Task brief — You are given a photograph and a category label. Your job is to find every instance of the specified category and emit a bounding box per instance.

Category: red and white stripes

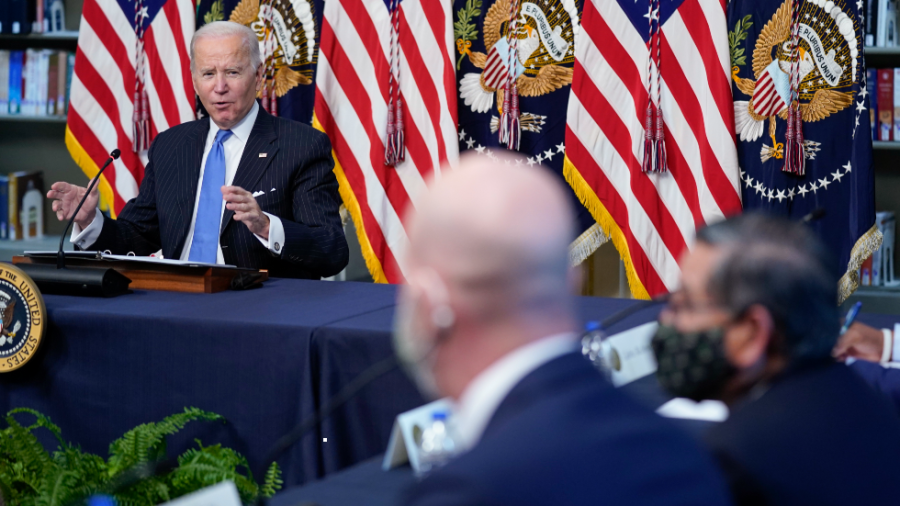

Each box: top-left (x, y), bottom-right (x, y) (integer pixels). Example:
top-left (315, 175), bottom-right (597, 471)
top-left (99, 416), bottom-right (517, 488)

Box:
top-left (565, 0), bottom-right (742, 297)
top-left (315, 0), bottom-right (458, 284)
top-left (67, 0), bottom-right (195, 215)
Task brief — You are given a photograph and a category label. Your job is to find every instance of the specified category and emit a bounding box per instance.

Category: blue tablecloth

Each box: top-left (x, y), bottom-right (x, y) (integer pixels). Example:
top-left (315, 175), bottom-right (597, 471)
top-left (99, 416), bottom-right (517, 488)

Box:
top-left (2, 275), bottom-right (897, 490)
top-left (0, 279), bottom-right (398, 486)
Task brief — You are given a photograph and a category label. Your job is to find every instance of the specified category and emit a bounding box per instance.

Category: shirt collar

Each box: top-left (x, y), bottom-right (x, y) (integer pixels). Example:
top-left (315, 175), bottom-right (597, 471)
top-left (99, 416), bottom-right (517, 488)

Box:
top-left (453, 333), bottom-right (578, 451)
top-left (208, 100), bottom-right (259, 143)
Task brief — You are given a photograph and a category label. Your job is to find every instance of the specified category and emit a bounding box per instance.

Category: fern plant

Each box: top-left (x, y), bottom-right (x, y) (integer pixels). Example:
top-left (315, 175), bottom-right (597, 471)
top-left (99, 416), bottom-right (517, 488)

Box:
top-left (0, 408), bottom-right (282, 506)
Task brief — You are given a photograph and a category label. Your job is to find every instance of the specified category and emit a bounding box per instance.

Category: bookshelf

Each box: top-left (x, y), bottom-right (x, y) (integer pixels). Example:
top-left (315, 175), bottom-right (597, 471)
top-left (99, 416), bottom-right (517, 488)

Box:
top-left (0, 1), bottom-right (83, 238)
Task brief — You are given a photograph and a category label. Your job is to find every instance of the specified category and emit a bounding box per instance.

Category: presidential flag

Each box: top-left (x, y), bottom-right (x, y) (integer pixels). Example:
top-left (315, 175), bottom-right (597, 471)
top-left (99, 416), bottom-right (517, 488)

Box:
top-left (196, 0), bottom-right (322, 124)
top-left (564, 0), bottom-right (742, 298)
top-left (729, 0), bottom-right (878, 301)
top-left (314, 0), bottom-right (459, 283)
top-left (453, 0), bottom-right (607, 265)
top-left (66, 0), bottom-right (196, 216)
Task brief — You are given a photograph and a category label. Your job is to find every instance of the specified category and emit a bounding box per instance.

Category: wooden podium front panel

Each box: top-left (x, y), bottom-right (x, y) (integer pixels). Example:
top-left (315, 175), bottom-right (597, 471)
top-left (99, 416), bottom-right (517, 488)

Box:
top-left (11, 256), bottom-right (266, 293)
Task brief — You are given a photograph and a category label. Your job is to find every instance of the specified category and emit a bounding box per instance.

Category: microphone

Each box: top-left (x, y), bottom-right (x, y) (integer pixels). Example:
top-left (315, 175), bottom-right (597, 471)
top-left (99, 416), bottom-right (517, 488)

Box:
top-left (58, 149), bottom-right (120, 269)
top-left (18, 148), bottom-right (131, 297)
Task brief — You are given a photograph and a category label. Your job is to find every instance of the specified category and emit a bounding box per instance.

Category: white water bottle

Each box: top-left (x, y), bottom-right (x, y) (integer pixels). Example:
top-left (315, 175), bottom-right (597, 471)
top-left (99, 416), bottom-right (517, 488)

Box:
top-left (417, 411), bottom-right (456, 476)
top-left (581, 320), bottom-right (615, 380)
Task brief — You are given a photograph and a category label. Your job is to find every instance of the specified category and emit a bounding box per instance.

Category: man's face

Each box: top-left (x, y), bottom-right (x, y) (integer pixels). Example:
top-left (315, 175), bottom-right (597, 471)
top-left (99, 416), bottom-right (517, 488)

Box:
top-left (661, 243), bottom-right (731, 333)
top-left (661, 243), bottom-right (771, 384)
top-left (393, 280), bottom-right (442, 399)
top-left (191, 35), bottom-right (262, 130)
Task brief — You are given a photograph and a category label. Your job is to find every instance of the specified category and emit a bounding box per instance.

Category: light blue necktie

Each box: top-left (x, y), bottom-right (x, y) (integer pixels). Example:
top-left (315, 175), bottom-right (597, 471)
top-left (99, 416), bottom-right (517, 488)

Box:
top-left (189, 129), bottom-right (233, 263)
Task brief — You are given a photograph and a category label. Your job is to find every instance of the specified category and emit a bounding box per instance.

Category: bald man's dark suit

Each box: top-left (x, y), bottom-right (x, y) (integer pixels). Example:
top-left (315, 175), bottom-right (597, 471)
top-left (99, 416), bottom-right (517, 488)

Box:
top-left (89, 107), bottom-right (349, 279)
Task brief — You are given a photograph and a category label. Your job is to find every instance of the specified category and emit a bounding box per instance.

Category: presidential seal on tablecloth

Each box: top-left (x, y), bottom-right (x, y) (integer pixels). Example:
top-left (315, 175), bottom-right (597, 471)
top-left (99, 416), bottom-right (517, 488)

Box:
top-left (0, 263), bottom-right (45, 372)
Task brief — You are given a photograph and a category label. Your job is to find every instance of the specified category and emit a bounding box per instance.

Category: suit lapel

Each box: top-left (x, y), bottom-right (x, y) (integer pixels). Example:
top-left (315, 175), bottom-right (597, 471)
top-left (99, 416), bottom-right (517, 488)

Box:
top-left (221, 109), bottom-right (279, 235)
top-left (173, 119), bottom-right (209, 256)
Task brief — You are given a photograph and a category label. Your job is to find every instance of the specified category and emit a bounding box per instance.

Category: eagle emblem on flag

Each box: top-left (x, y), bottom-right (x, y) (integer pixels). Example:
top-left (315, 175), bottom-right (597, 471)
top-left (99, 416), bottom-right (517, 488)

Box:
top-left (456, 0), bottom-right (580, 133)
top-left (229, 0), bottom-right (317, 98)
top-left (732, 0), bottom-right (857, 163)
top-left (730, 0), bottom-right (879, 302)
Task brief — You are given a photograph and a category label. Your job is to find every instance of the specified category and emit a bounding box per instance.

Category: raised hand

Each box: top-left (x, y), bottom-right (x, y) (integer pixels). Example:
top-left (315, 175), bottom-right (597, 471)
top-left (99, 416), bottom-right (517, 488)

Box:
top-left (47, 182), bottom-right (99, 230)
top-left (222, 186), bottom-right (270, 239)
top-left (833, 322), bottom-right (887, 363)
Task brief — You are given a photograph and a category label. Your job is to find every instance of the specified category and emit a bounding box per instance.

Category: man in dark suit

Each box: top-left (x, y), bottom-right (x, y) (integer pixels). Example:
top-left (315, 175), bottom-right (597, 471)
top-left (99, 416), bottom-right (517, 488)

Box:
top-left (653, 214), bottom-right (900, 505)
top-left (393, 153), bottom-right (731, 506)
top-left (48, 21), bottom-right (348, 279)
top-left (833, 321), bottom-right (900, 410)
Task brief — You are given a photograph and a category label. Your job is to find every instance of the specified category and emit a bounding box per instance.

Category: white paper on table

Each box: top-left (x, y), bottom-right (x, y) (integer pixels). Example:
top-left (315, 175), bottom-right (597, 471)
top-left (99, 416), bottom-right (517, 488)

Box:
top-left (656, 398), bottom-right (729, 422)
top-left (158, 481), bottom-right (242, 506)
top-left (25, 250), bottom-right (237, 269)
top-left (604, 321), bottom-right (659, 387)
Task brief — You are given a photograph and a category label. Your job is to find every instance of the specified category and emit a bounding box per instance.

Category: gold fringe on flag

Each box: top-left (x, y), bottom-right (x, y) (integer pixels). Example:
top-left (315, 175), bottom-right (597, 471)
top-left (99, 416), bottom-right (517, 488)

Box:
top-left (564, 155), bottom-right (651, 300)
top-left (569, 223), bottom-right (608, 267)
top-left (838, 225), bottom-right (883, 304)
top-left (312, 114), bottom-right (389, 284)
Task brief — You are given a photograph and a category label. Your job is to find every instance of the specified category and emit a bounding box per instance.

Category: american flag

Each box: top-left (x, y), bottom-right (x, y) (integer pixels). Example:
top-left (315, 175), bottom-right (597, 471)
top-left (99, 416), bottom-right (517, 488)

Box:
top-left (314, 0), bottom-right (458, 283)
top-left (66, 0), bottom-right (196, 216)
top-left (564, 0), bottom-right (742, 298)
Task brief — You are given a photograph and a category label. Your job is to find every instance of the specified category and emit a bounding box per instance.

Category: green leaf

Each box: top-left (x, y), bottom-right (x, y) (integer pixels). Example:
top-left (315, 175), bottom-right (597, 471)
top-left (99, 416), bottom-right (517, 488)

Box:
top-left (729, 14), bottom-right (754, 70)
top-left (107, 407), bottom-right (223, 477)
top-left (261, 462), bottom-right (283, 498)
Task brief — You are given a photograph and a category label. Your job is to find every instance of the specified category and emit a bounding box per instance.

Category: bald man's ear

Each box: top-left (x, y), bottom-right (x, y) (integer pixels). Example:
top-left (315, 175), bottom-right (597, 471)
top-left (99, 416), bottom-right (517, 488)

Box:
top-left (725, 304), bottom-right (774, 370)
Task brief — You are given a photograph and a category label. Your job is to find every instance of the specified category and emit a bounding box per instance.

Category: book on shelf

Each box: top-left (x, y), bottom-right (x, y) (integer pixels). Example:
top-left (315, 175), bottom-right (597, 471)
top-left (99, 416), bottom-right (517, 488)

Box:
top-left (8, 171), bottom-right (44, 241)
top-left (0, 1), bottom-right (66, 35)
top-left (869, 68), bottom-right (879, 140)
top-left (894, 68), bottom-right (900, 140)
top-left (868, 0), bottom-right (880, 46)
top-left (870, 211), bottom-right (897, 286)
top-left (878, 68), bottom-right (894, 140)
top-left (6, 0), bottom-right (35, 35)
top-left (0, 51), bottom-right (8, 115)
top-left (0, 177), bottom-right (9, 241)
top-left (1, 47), bottom-right (72, 117)
top-left (8, 51), bottom-right (23, 115)
top-left (864, 0), bottom-right (900, 47)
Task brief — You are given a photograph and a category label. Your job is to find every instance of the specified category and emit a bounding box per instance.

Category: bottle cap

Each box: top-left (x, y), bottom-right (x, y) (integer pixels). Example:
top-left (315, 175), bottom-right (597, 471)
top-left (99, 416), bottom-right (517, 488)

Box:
top-left (432, 411), bottom-right (448, 421)
top-left (87, 495), bottom-right (117, 506)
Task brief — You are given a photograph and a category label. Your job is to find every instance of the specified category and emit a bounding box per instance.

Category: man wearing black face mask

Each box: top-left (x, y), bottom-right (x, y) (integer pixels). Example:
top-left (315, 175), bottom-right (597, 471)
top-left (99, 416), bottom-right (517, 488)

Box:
top-left (652, 214), bottom-right (900, 506)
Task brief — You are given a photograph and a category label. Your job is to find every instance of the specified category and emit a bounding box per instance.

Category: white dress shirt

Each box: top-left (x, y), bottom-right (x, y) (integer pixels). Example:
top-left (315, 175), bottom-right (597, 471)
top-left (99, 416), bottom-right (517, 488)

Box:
top-left (72, 101), bottom-right (285, 263)
top-left (879, 323), bottom-right (900, 368)
top-left (453, 333), bottom-right (578, 451)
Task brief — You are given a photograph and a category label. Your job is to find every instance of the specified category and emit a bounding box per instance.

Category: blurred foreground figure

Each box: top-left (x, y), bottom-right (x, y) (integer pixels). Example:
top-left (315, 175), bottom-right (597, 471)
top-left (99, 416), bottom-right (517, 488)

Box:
top-left (395, 153), bottom-right (731, 506)
top-left (654, 214), bottom-right (900, 506)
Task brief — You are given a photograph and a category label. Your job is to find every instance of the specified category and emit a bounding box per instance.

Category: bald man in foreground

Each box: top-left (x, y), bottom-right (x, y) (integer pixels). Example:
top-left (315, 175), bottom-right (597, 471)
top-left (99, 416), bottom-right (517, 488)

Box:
top-left (394, 154), bottom-right (731, 506)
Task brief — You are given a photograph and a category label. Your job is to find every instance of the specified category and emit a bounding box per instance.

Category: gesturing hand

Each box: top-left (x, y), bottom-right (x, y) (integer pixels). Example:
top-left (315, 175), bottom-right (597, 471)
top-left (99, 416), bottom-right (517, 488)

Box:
top-left (47, 182), bottom-right (99, 230)
top-left (833, 322), bottom-right (886, 363)
top-left (223, 186), bottom-right (270, 239)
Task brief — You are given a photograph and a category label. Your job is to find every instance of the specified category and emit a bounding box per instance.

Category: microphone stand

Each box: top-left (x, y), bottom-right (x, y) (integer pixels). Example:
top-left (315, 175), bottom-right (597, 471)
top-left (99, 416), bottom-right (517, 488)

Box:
top-left (17, 149), bottom-right (132, 297)
top-left (58, 149), bottom-right (120, 268)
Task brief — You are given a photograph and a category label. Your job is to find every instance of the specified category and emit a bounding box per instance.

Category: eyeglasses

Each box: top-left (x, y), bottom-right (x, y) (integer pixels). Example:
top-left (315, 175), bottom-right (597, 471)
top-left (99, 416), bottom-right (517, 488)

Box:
top-left (664, 289), bottom-right (725, 317)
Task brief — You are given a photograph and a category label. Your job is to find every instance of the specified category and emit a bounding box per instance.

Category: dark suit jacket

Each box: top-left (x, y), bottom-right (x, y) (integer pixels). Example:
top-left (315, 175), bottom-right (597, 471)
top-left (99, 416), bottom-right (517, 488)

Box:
top-left (90, 107), bottom-right (349, 279)
top-left (403, 353), bottom-right (732, 506)
top-left (706, 362), bottom-right (900, 506)
top-left (849, 360), bottom-right (900, 412)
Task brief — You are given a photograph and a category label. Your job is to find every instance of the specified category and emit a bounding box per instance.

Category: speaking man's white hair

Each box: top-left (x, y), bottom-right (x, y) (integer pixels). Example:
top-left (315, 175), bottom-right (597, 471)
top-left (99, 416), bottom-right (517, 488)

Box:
top-left (190, 21), bottom-right (261, 72)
